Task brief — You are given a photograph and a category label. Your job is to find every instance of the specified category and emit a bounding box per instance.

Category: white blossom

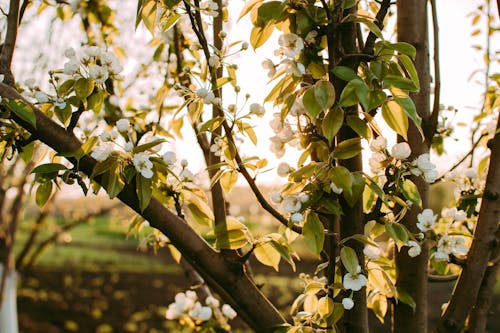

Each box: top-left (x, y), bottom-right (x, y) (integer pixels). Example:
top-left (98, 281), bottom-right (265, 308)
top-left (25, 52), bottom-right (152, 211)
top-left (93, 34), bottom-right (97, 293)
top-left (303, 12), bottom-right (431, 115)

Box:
top-left (453, 210), bottom-right (467, 222)
top-left (89, 65), bottom-right (109, 84)
top-left (100, 130), bottom-right (119, 142)
top-left (54, 98), bottom-right (67, 109)
top-left (424, 169), bottom-right (439, 183)
top-left (181, 159), bottom-right (189, 167)
top-left (91, 142), bottom-right (114, 161)
top-left (299, 193), bottom-right (309, 203)
top-left (35, 92), bottom-right (49, 104)
top-left (124, 142), bottom-right (134, 152)
top-left (432, 250), bottom-right (449, 262)
top-left (163, 151), bottom-right (177, 166)
top-left (205, 296), bottom-right (220, 308)
top-left (249, 103), bottom-right (265, 117)
top-left (63, 61), bottom-right (79, 75)
top-left (369, 152), bottom-right (386, 174)
top-left (64, 48), bottom-right (76, 58)
top-left (416, 153), bottom-right (435, 172)
top-left (370, 136), bottom-right (387, 152)
top-left (210, 137), bottom-right (225, 157)
top-left (262, 59), bottom-right (276, 78)
top-left (330, 182), bottom-right (343, 194)
top-left (277, 33), bottom-right (304, 58)
top-left (390, 142), bottom-right (411, 160)
top-left (116, 119), bottom-right (130, 132)
top-left (452, 237), bottom-right (468, 256)
top-left (290, 212), bottom-right (303, 224)
top-left (277, 162), bottom-right (291, 177)
top-left (270, 192), bottom-right (282, 204)
top-left (416, 209), bottom-right (437, 232)
top-left (342, 298), bottom-right (354, 310)
top-left (343, 266), bottom-right (367, 291)
top-left (133, 152), bottom-right (154, 179)
top-left (465, 168), bottom-right (477, 179)
top-left (363, 244), bottom-right (382, 260)
top-left (407, 241), bottom-right (421, 257)
top-left (189, 302), bottom-right (212, 321)
top-left (282, 196), bottom-right (301, 213)
top-left (437, 235), bottom-right (454, 254)
top-left (221, 304), bottom-right (237, 320)
top-left (208, 54), bottom-right (220, 68)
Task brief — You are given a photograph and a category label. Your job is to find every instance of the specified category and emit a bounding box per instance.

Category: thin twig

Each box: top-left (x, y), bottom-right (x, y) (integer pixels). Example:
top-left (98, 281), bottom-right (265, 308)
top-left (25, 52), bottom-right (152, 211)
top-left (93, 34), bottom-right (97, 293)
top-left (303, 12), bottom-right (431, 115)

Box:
top-left (362, 0), bottom-right (392, 55)
top-left (435, 133), bottom-right (487, 183)
top-left (426, 0), bottom-right (441, 144)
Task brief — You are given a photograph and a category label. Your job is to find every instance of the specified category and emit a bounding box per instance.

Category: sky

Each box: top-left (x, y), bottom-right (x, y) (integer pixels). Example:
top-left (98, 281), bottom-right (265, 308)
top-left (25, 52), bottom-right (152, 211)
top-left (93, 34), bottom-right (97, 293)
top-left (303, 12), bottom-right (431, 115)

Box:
top-left (6, 0), bottom-right (499, 185)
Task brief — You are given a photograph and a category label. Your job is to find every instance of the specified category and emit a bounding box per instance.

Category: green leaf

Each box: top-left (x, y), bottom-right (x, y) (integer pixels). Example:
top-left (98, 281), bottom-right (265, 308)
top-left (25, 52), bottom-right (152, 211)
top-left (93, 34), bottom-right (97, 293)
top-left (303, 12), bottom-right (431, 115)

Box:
top-left (136, 173), bottom-right (152, 212)
top-left (87, 91), bottom-right (104, 113)
top-left (394, 94), bottom-right (422, 127)
top-left (303, 86), bottom-right (322, 121)
top-left (36, 182), bottom-right (53, 207)
top-left (303, 213), bottom-right (325, 256)
top-left (55, 103), bottom-right (72, 127)
top-left (238, 0), bottom-right (263, 21)
top-left (364, 90), bottom-right (387, 111)
top-left (141, 0), bottom-right (157, 35)
top-left (329, 166), bottom-right (352, 195)
top-left (317, 296), bottom-right (334, 318)
top-left (382, 100), bottom-right (408, 140)
top-left (160, 12), bottom-right (181, 31)
top-left (74, 78), bottom-right (95, 99)
top-left (314, 80), bottom-right (336, 110)
top-left (58, 79), bottom-right (75, 96)
top-left (32, 163), bottom-right (67, 174)
top-left (333, 138), bottom-right (361, 159)
top-left (345, 15), bottom-right (383, 39)
top-left (400, 179), bottom-right (422, 207)
top-left (346, 116), bottom-right (371, 139)
top-left (338, 79), bottom-right (361, 107)
top-left (106, 164), bottom-right (125, 199)
top-left (220, 170), bottom-right (238, 194)
top-left (340, 246), bottom-right (359, 274)
top-left (385, 42), bottom-right (416, 59)
top-left (383, 75), bottom-right (418, 92)
top-left (332, 66), bottom-right (358, 81)
top-left (343, 173), bottom-right (365, 207)
top-left (255, 1), bottom-right (283, 27)
top-left (91, 155), bottom-right (117, 178)
top-left (254, 241), bottom-right (281, 271)
top-left (214, 217), bottom-right (249, 250)
top-left (386, 223), bottom-right (409, 244)
top-left (396, 287), bottom-right (416, 310)
top-left (132, 139), bottom-right (166, 153)
top-left (6, 100), bottom-right (36, 128)
top-left (399, 54), bottom-right (420, 89)
top-left (322, 108), bottom-right (344, 144)
top-left (250, 24), bottom-right (274, 49)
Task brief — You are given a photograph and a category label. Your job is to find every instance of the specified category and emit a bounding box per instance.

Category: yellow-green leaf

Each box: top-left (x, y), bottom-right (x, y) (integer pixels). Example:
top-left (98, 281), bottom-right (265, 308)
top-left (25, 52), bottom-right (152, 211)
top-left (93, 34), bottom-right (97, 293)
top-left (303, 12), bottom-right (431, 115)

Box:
top-left (317, 296), bottom-right (334, 317)
top-left (382, 100), bottom-right (408, 140)
top-left (322, 108), bottom-right (344, 144)
top-left (254, 241), bottom-right (281, 271)
top-left (333, 138), bottom-right (361, 159)
top-left (303, 213), bottom-right (325, 256)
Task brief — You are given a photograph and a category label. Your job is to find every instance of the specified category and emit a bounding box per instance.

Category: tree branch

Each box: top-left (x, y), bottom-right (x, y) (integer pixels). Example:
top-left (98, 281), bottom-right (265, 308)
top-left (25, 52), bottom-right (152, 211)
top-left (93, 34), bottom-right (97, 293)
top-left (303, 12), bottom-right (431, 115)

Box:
top-left (0, 0), bottom-right (20, 84)
top-left (0, 82), bottom-right (286, 332)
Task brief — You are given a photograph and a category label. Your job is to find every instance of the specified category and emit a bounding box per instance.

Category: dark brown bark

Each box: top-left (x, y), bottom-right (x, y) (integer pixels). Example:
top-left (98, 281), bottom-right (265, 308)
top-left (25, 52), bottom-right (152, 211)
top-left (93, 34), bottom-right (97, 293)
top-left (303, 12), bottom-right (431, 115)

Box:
top-left (394, 1), bottom-right (431, 332)
top-left (467, 258), bottom-right (500, 332)
top-left (0, 82), bottom-right (286, 333)
top-left (436, 115), bottom-right (500, 332)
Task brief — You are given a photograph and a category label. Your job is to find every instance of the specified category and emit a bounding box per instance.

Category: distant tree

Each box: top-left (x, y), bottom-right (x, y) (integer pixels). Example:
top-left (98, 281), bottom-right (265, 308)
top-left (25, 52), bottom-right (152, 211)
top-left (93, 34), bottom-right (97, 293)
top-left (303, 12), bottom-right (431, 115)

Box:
top-left (0, 1), bottom-right (499, 333)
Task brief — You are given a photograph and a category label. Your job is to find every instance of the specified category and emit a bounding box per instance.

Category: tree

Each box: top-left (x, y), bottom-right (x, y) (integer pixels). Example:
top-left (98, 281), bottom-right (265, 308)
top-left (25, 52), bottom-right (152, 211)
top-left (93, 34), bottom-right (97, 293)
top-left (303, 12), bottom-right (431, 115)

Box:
top-left (0, 0), bottom-right (499, 332)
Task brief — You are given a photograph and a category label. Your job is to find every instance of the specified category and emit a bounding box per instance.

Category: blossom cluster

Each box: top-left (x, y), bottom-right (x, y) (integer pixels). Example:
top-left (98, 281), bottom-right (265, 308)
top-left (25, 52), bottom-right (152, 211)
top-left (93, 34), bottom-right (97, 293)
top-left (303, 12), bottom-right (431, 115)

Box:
top-left (165, 290), bottom-right (237, 328)
top-left (369, 136), bottom-right (439, 183)
top-left (88, 117), bottom-right (196, 184)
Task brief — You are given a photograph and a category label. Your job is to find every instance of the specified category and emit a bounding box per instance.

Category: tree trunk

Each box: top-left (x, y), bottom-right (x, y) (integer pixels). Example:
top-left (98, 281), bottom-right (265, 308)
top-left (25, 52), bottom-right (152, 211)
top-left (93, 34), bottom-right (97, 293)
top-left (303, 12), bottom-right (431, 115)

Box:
top-left (394, 1), bottom-right (431, 332)
top-left (436, 114), bottom-right (500, 332)
top-left (0, 265), bottom-right (19, 333)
